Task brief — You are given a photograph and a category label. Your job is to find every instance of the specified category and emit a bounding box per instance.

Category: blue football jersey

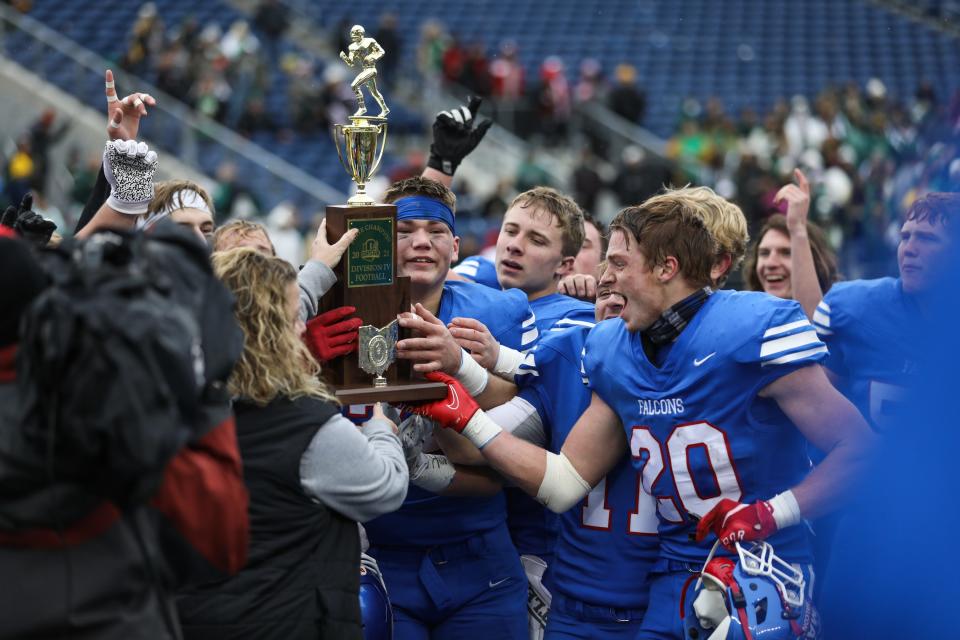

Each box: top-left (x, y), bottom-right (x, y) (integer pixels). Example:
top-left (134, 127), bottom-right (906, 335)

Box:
top-left (583, 290), bottom-right (826, 565)
top-left (364, 280), bottom-right (537, 546)
top-left (529, 293), bottom-right (596, 337)
top-left (505, 292), bottom-right (595, 558)
top-left (518, 325), bottom-right (658, 610)
top-left (453, 255), bottom-right (501, 289)
top-left (813, 278), bottom-right (917, 431)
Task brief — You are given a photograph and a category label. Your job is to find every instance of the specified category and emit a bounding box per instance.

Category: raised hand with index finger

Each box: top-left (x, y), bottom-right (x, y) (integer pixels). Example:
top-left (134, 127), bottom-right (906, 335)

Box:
top-left (104, 69), bottom-right (156, 141)
top-left (775, 168), bottom-right (812, 234)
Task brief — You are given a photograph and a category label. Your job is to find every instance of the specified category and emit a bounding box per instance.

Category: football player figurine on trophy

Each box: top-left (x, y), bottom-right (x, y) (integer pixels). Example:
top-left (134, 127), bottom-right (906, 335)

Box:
top-left (333, 25), bottom-right (390, 207)
top-left (339, 25), bottom-right (390, 118)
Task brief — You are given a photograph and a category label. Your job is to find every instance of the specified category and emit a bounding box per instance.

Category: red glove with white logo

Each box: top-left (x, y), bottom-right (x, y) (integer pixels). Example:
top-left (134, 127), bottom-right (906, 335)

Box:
top-left (304, 306), bottom-right (363, 363)
top-left (405, 372), bottom-right (480, 431)
top-left (404, 372), bottom-right (503, 448)
top-left (695, 499), bottom-right (778, 551)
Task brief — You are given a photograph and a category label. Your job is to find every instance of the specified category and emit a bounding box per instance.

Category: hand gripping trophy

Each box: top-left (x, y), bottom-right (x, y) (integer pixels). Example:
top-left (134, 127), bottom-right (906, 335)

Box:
top-left (339, 25), bottom-right (390, 118)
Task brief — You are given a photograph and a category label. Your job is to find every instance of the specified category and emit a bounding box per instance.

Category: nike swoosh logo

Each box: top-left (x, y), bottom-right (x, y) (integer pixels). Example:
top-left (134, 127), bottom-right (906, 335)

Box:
top-left (489, 577), bottom-right (510, 588)
top-left (446, 385), bottom-right (460, 411)
top-left (693, 352), bottom-right (717, 367)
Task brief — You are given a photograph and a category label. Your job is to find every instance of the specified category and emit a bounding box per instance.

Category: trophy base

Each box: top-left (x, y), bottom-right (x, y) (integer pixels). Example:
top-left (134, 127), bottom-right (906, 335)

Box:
top-left (335, 381), bottom-right (448, 405)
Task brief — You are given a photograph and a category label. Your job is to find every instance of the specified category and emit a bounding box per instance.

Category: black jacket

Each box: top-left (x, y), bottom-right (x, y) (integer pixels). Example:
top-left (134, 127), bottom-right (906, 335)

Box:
top-left (178, 395), bottom-right (363, 640)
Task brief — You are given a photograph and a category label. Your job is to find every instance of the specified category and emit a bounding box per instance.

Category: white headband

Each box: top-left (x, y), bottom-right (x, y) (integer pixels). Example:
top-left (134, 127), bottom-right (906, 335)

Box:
top-left (142, 188), bottom-right (212, 229)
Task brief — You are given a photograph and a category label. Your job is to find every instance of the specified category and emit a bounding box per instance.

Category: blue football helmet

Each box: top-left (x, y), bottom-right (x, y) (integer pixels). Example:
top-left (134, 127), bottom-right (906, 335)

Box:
top-left (681, 541), bottom-right (820, 640)
top-left (359, 553), bottom-right (393, 640)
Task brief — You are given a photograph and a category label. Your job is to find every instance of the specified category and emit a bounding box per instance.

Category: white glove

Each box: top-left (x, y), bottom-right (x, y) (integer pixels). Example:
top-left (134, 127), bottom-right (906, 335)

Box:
top-left (409, 452), bottom-right (455, 493)
top-left (103, 139), bottom-right (158, 215)
top-left (398, 413), bottom-right (435, 468)
top-left (399, 414), bottom-right (455, 493)
top-left (521, 554), bottom-right (551, 640)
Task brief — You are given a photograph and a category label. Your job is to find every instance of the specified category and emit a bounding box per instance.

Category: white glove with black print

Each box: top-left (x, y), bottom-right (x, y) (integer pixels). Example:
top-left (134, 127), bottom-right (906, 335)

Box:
top-left (103, 139), bottom-right (158, 215)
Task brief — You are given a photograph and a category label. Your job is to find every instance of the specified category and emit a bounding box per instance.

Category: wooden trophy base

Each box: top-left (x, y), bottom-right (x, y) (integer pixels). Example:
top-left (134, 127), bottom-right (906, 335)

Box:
top-left (321, 204), bottom-right (447, 405)
top-left (335, 381), bottom-right (449, 405)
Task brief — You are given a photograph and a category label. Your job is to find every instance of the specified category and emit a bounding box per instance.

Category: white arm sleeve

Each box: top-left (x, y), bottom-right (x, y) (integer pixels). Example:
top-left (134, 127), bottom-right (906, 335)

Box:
top-left (485, 396), bottom-right (546, 448)
top-left (536, 451), bottom-right (592, 514)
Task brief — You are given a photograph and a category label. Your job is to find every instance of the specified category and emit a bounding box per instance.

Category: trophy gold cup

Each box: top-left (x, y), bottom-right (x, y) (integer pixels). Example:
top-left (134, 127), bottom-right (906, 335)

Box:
top-left (322, 25), bottom-right (446, 404)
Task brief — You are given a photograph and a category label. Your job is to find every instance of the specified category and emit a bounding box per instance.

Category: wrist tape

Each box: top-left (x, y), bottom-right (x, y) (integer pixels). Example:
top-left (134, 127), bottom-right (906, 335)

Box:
top-left (456, 348), bottom-right (490, 396)
top-left (767, 490), bottom-right (802, 530)
top-left (494, 344), bottom-right (525, 378)
top-left (460, 410), bottom-right (502, 449)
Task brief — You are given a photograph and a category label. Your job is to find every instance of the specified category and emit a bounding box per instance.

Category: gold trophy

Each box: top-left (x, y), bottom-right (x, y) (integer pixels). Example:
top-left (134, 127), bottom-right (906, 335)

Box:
top-left (323, 26), bottom-right (446, 403)
top-left (333, 24), bottom-right (389, 206)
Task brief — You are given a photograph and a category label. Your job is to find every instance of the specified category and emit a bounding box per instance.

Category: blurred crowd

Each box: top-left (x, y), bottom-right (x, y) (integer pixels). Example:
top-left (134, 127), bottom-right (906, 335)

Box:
top-left (123, 2), bottom-right (272, 132)
top-left (411, 17), bottom-right (960, 279)
top-left (661, 80), bottom-right (959, 277)
top-left (3, 2), bottom-right (958, 280)
top-left (416, 19), bottom-right (647, 146)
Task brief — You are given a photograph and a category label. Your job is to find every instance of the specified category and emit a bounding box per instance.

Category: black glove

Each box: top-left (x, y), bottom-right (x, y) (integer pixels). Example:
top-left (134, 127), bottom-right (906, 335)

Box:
top-left (1, 194), bottom-right (57, 248)
top-left (427, 96), bottom-right (493, 176)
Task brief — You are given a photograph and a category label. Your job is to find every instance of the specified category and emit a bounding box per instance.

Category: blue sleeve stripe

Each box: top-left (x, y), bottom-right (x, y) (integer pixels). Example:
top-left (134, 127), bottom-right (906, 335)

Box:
top-left (812, 309), bottom-right (832, 337)
top-left (813, 323), bottom-right (833, 336)
top-left (761, 344), bottom-right (828, 366)
top-left (554, 318), bottom-right (596, 328)
top-left (760, 330), bottom-right (822, 358)
top-left (522, 314), bottom-right (537, 328)
top-left (521, 327), bottom-right (539, 348)
top-left (516, 351), bottom-right (539, 378)
top-left (762, 318), bottom-right (811, 339)
top-left (454, 264), bottom-right (478, 277)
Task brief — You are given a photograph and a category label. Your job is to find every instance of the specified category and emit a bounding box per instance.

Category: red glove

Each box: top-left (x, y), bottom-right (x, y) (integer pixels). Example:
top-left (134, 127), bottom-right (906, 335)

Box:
top-left (404, 371), bottom-right (480, 432)
top-left (304, 306), bottom-right (362, 363)
top-left (695, 498), bottom-right (777, 550)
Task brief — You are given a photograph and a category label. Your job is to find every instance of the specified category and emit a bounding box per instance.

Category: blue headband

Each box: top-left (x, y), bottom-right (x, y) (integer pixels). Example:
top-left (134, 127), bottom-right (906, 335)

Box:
top-left (395, 196), bottom-right (455, 234)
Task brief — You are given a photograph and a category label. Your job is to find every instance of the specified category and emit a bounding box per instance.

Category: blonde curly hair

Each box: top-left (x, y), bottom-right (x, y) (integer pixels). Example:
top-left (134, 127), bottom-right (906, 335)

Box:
top-left (213, 248), bottom-right (335, 405)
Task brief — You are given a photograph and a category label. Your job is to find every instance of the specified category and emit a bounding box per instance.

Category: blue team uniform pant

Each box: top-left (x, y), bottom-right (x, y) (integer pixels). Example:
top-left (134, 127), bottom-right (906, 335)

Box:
top-left (545, 592), bottom-right (645, 639)
top-left (369, 523), bottom-right (527, 640)
top-left (634, 569), bottom-right (697, 640)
